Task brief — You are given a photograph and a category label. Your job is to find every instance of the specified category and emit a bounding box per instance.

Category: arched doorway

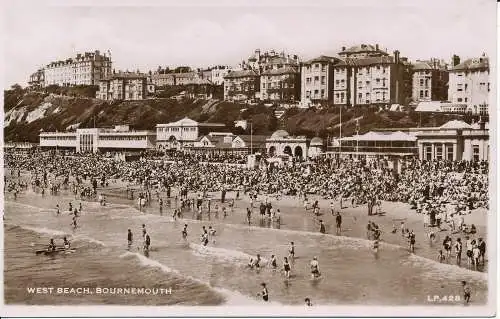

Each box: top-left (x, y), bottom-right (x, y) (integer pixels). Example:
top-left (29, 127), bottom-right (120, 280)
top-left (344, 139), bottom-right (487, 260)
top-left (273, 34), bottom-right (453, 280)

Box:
top-left (294, 146), bottom-right (303, 158)
top-left (283, 145), bottom-right (292, 156)
top-left (268, 146), bottom-right (276, 157)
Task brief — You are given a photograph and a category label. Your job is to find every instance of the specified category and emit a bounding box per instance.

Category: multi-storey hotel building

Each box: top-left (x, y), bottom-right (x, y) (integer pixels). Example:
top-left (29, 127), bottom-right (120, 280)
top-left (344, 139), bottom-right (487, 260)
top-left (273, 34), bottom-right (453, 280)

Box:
top-left (43, 50), bottom-right (112, 87)
top-left (448, 54), bottom-right (490, 115)
top-left (96, 72), bottom-right (148, 100)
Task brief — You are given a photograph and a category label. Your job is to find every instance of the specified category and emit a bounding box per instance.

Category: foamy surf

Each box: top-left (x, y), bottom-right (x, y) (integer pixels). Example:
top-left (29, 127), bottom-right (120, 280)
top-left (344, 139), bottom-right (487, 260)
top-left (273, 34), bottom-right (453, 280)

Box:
top-left (406, 253), bottom-right (488, 282)
top-left (120, 251), bottom-right (279, 305)
top-left (189, 243), bottom-right (269, 265)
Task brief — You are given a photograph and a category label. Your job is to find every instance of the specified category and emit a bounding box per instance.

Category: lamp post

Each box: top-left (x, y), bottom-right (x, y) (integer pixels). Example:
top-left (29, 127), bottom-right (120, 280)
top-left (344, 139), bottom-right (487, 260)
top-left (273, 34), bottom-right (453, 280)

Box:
top-left (356, 119), bottom-right (360, 159)
top-left (250, 121), bottom-right (253, 155)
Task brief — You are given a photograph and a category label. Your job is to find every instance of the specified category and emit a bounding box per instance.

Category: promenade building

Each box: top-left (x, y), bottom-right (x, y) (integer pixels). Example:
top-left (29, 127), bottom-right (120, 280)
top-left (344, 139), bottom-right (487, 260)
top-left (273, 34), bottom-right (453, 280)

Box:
top-left (96, 71), bottom-right (148, 100)
top-left (448, 54), bottom-right (490, 114)
top-left (156, 117), bottom-right (226, 150)
top-left (43, 50), bottom-right (112, 87)
top-left (266, 130), bottom-right (324, 160)
top-left (411, 59), bottom-right (449, 102)
top-left (151, 73), bottom-right (176, 86)
top-left (184, 133), bottom-right (267, 156)
top-left (413, 119), bottom-right (489, 161)
top-left (39, 125), bottom-right (156, 153)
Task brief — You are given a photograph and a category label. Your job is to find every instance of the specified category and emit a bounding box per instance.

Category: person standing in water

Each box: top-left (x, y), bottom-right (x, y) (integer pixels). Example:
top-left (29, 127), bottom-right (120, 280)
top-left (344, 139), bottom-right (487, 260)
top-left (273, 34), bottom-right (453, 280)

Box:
top-left (182, 224), bottom-right (188, 240)
top-left (319, 220), bottom-right (326, 234)
top-left (288, 242), bottom-right (295, 261)
top-left (283, 257), bottom-right (291, 279)
top-left (335, 212), bottom-right (342, 235)
top-left (310, 256), bottom-right (321, 279)
top-left (462, 281), bottom-right (471, 304)
top-left (144, 232), bottom-right (151, 252)
top-left (258, 283), bottom-right (269, 302)
top-left (268, 255), bottom-right (278, 270)
top-left (127, 229), bottom-right (133, 250)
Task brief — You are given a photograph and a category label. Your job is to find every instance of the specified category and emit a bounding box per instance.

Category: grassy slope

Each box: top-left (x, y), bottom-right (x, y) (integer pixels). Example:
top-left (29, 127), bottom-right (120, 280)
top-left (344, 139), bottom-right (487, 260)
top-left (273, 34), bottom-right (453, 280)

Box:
top-left (4, 91), bottom-right (480, 143)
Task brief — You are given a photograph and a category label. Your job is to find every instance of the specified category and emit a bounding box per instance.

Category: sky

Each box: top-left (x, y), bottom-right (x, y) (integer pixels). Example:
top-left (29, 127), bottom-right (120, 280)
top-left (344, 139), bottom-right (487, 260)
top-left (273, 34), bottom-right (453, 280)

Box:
top-left (2, 0), bottom-right (497, 86)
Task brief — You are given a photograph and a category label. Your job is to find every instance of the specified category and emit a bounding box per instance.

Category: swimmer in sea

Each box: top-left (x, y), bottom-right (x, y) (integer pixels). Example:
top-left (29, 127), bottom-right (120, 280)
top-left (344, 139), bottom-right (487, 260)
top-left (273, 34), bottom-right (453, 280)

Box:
top-left (182, 224), bottom-right (188, 240)
top-left (288, 242), bottom-right (295, 261)
top-left (257, 283), bottom-right (269, 302)
top-left (254, 254), bottom-right (262, 269)
top-left (63, 237), bottom-right (71, 250)
top-left (269, 255), bottom-right (278, 270)
top-left (56, 204), bottom-right (60, 216)
top-left (319, 220), bottom-right (326, 234)
top-left (142, 224), bottom-right (147, 238)
top-left (283, 257), bottom-right (291, 278)
top-left (47, 238), bottom-right (56, 252)
top-left (305, 298), bottom-right (313, 306)
top-left (372, 239), bottom-right (379, 256)
top-left (310, 256), bottom-right (320, 279)
top-left (127, 229), bottom-right (133, 249)
top-left (462, 281), bottom-right (471, 304)
top-left (144, 233), bottom-right (151, 252)
top-left (438, 250), bottom-right (446, 263)
top-left (248, 258), bottom-right (254, 269)
top-left (208, 226), bottom-right (216, 243)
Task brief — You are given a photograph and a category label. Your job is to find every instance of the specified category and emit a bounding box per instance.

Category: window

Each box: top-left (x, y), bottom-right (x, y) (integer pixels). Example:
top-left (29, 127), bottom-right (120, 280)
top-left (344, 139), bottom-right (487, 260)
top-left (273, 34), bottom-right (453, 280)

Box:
top-left (314, 76), bottom-right (319, 82)
top-left (435, 145), bottom-right (443, 160)
top-left (321, 64), bottom-right (326, 72)
top-left (473, 145), bottom-right (480, 162)
top-left (424, 90), bottom-right (429, 97)
top-left (420, 90), bottom-right (424, 98)
top-left (420, 79), bottom-right (424, 86)
top-left (464, 83), bottom-right (468, 91)
top-left (457, 98), bottom-right (463, 102)
top-left (425, 145), bottom-right (432, 161)
top-left (321, 89), bottom-right (325, 98)
top-left (464, 97), bottom-right (468, 102)
top-left (336, 80), bottom-right (340, 85)
top-left (358, 93), bottom-right (362, 100)
top-left (447, 145), bottom-right (454, 161)
top-left (457, 84), bottom-right (463, 91)
top-left (321, 76), bottom-right (326, 85)
top-left (376, 78), bottom-right (380, 83)
top-left (315, 64), bottom-right (320, 69)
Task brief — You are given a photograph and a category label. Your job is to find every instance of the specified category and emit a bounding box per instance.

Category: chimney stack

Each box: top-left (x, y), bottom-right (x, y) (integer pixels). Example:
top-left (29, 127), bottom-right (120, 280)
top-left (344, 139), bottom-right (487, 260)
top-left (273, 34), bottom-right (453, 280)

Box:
top-left (375, 44), bottom-right (379, 50)
top-left (342, 46), bottom-right (346, 51)
top-left (394, 50), bottom-right (400, 64)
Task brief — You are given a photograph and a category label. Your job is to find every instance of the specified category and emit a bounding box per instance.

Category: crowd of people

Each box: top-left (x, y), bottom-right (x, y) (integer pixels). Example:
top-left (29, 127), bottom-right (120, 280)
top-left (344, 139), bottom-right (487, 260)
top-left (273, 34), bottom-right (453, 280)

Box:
top-left (4, 149), bottom-right (488, 304)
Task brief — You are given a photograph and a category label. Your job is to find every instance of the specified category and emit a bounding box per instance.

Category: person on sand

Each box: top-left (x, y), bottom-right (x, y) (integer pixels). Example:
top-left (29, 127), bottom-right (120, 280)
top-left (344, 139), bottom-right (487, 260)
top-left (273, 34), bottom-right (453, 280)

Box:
top-left (335, 212), bottom-right (342, 235)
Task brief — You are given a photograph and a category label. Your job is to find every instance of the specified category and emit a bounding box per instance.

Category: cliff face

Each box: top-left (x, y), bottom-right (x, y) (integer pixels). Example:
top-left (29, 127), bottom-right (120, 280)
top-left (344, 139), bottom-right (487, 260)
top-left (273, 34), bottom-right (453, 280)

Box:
top-left (4, 90), bottom-right (473, 143)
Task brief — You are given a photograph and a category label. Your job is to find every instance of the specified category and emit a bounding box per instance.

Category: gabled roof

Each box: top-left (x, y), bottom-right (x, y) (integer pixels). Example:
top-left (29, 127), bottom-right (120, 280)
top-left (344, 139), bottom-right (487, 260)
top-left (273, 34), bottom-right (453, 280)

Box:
top-left (439, 120), bottom-right (472, 130)
top-left (236, 135), bottom-right (269, 144)
top-left (224, 70), bottom-right (259, 79)
top-left (452, 57), bottom-right (489, 71)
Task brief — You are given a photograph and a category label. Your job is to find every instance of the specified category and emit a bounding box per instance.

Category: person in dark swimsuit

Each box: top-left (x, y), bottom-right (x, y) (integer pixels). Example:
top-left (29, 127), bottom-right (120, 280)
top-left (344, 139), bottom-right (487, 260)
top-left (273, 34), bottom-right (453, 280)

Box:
top-left (319, 220), bottom-right (326, 234)
top-left (259, 283), bottom-right (269, 302)
top-left (283, 257), bottom-right (291, 278)
top-left (269, 255), bottom-right (277, 269)
top-left (182, 224), bottom-right (188, 240)
top-left (127, 229), bottom-right (133, 249)
top-left (289, 242), bottom-right (295, 260)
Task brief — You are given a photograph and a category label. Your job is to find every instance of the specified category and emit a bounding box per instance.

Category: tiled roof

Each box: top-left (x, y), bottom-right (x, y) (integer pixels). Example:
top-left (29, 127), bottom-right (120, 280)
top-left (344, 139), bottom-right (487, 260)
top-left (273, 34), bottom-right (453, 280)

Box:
top-left (412, 61), bottom-right (433, 71)
top-left (350, 56), bottom-right (394, 66)
top-left (224, 70), bottom-right (259, 79)
top-left (102, 72), bottom-right (147, 80)
top-left (261, 66), bottom-right (299, 76)
top-left (452, 57), bottom-right (489, 71)
top-left (303, 55), bottom-right (338, 64)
